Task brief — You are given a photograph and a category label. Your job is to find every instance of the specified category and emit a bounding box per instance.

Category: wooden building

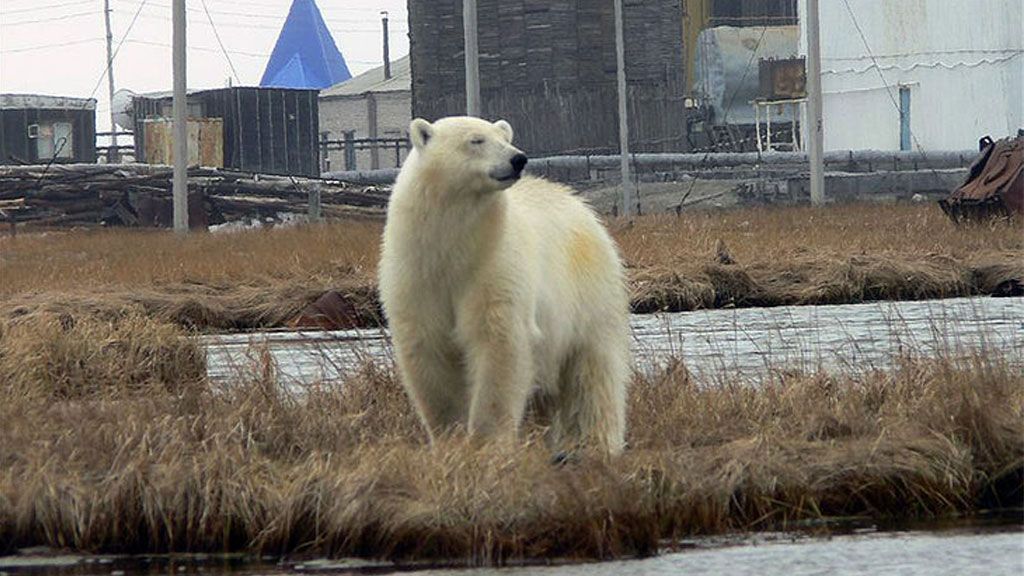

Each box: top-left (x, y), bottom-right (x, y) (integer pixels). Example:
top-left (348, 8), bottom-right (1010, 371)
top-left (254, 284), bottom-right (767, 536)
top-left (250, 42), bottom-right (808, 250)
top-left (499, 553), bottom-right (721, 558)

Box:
top-left (132, 87), bottom-right (321, 178)
top-left (409, 1), bottom-right (688, 155)
top-left (0, 94), bottom-right (97, 165)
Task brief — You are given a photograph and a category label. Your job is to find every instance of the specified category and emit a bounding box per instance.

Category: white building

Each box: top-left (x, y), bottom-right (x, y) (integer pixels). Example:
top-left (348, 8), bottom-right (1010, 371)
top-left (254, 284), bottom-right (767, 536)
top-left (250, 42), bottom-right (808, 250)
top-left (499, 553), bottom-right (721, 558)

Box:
top-left (799, 0), bottom-right (1022, 151)
top-left (318, 55), bottom-right (411, 172)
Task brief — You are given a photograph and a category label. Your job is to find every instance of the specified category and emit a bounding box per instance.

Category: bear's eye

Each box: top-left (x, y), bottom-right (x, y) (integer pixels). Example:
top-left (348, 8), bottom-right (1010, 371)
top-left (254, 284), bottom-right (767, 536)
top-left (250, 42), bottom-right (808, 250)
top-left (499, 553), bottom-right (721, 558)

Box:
top-left (470, 137), bottom-right (485, 145)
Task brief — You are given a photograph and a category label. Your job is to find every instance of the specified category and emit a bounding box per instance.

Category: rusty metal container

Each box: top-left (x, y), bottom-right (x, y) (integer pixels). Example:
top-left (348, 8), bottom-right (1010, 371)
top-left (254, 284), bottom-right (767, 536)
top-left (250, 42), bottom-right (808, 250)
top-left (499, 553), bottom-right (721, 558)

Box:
top-left (141, 118), bottom-right (224, 168)
top-left (940, 134), bottom-right (1024, 222)
top-left (758, 57), bottom-right (807, 100)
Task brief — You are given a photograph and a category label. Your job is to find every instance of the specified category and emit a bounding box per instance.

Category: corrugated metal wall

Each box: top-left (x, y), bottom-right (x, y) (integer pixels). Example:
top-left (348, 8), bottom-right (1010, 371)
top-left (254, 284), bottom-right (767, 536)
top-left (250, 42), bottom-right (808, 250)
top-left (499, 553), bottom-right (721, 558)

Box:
top-left (410, 0), bottom-right (689, 155)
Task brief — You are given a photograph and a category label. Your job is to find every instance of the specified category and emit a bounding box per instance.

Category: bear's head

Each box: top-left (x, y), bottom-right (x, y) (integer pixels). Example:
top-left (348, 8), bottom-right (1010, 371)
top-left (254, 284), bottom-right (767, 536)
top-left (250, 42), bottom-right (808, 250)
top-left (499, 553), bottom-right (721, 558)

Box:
top-left (403, 116), bottom-right (528, 196)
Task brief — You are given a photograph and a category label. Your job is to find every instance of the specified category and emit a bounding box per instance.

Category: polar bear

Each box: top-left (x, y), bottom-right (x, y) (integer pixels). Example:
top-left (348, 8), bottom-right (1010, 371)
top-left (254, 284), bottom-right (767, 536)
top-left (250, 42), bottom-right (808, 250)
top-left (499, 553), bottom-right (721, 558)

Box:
top-left (378, 116), bottom-right (630, 455)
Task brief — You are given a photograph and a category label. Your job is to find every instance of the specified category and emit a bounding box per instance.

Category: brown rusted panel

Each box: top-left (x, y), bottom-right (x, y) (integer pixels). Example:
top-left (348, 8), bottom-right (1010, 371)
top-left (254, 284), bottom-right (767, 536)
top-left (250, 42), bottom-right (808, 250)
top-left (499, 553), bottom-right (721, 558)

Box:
top-left (940, 135), bottom-right (1023, 221)
top-left (289, 290), bottom-right (361, 330)
top-left (142, 119), bottom-right (173, 164)
top-left (1004, 169), bottom-right (1024, 215)
top-left (140, 118), bottom-right (223, 168)
top-left (197, 118), bottom-right (224, 168)
top-left (759, 57), bottom-right (806, 100)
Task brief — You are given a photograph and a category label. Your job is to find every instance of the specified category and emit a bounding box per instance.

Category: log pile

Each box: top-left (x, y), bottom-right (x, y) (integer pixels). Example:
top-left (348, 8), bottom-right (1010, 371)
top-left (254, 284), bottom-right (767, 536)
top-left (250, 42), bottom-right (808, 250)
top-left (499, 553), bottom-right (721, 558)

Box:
top-left (0, 163), bottom-right (390, 229)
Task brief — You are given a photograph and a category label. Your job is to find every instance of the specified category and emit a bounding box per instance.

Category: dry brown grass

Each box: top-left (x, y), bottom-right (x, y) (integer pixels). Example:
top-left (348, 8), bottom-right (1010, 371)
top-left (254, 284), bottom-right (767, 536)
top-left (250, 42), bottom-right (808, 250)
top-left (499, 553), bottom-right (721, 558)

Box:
top-left (0, 222), bottom-right (382, 331)
top-left (1, 313), bottom-right (1020, 560)
top-left (0, 220), bottom-right (381, 295)
top-left (1, 203), bottom-right (1020, 330)
top-left (619, 203), bottom-right (1023, 311)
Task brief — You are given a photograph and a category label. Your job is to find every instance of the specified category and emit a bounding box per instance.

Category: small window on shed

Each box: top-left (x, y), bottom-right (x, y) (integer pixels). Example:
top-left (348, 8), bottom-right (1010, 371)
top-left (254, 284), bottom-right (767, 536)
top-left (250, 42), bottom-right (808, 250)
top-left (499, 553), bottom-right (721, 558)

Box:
top-left (32, 122), bottom-right (74, 160)
top-left (53, 122), bottom-right (74, 158)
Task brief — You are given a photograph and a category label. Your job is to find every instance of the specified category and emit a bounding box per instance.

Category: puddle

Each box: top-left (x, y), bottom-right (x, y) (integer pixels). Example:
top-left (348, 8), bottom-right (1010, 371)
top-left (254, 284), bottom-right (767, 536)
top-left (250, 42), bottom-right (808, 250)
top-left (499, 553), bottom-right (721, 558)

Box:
top-left (203, 296), bottom-right (1024, 385)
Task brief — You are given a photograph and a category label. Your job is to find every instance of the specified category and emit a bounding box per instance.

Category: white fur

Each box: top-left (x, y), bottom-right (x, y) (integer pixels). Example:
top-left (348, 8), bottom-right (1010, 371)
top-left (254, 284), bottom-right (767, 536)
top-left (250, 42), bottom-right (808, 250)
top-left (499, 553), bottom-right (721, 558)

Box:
top-left (378, 116), bottom-right (630, 454)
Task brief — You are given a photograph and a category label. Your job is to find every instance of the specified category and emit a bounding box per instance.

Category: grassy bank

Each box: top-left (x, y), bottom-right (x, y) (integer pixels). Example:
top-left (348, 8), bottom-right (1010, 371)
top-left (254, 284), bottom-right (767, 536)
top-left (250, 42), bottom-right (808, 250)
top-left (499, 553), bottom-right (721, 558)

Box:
top-left (1, 203), bottom-right (1020, 331)
top-left (1, 314), bottom-right (1020, 559)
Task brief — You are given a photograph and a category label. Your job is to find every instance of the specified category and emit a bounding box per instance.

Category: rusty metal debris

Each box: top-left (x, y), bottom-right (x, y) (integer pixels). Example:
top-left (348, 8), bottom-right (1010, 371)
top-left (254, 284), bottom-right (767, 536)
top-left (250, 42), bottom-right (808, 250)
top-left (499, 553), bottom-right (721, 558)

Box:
top-left (939, 133), bottom-right (1024, 222)
top-left (289, 290), bottom-right (362, 331)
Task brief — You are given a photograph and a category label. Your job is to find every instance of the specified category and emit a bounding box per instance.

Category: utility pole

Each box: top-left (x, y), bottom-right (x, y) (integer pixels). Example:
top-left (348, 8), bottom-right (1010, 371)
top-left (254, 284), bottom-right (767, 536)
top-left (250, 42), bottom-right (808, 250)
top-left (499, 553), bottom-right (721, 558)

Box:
top-left (613, 0), bottom-right (634, 217)
top-left (806, 0), bottom-right (825, 205)
top-left (172, 0), bottom-right (188, 233)
top-left (463, 0), bottom-right (480, 116)
top-left (381, 11), bottom-right (392, 80)
top-left (103, 0), bottom-right (119, 163)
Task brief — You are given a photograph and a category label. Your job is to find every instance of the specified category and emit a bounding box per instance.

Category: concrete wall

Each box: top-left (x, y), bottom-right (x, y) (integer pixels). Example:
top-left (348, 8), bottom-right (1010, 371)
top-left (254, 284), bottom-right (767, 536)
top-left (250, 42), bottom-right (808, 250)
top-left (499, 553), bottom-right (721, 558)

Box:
top-left (318, 91), bottom-right (411, 171)
top-left (798, 0), bottom-right (1023, 151)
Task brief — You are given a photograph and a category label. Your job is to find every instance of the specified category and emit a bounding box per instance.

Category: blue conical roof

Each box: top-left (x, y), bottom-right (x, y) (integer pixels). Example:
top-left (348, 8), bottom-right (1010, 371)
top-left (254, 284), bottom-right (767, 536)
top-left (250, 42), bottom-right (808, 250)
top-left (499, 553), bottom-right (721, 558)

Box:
top-left (260, 0), bottom-right (352, 89)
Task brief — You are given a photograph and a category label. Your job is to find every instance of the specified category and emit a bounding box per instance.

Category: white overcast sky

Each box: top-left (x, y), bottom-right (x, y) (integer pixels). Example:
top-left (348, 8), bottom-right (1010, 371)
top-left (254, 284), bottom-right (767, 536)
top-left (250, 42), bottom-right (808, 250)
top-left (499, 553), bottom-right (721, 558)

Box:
top-left (0, 0), bottom-right (410, 132)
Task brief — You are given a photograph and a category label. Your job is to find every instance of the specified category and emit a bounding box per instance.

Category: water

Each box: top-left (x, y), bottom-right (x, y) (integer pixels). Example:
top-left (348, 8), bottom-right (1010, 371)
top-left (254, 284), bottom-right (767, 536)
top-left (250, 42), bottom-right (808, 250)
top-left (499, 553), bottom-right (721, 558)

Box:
top-left (203, 297), bottom-right (1024, 385)
top-left (421, 528), bottom-right (1024, 576)
top-left (3, 523), bottom-right (1021, 575)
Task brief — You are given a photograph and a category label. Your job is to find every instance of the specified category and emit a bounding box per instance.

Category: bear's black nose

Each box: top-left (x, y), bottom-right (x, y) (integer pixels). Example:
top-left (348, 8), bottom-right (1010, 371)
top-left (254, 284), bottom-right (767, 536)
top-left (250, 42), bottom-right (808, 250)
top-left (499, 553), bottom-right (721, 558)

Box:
top-left (510, 153), bottom-right (528, 174)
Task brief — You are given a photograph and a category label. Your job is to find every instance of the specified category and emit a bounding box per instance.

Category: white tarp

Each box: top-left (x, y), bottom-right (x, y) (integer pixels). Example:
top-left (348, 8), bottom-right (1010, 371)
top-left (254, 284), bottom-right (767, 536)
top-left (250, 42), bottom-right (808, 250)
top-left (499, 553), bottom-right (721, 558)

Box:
top-left (694, 25), bottom-right (800, 126)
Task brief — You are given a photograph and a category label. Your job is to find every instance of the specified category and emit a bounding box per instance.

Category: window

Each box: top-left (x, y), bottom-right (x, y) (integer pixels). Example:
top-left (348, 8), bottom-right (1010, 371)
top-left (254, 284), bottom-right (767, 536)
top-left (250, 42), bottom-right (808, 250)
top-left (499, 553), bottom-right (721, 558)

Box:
top-left (53, 122), bottom-right (74, 158)
top-left (31, 122), bottom-right (74, 160)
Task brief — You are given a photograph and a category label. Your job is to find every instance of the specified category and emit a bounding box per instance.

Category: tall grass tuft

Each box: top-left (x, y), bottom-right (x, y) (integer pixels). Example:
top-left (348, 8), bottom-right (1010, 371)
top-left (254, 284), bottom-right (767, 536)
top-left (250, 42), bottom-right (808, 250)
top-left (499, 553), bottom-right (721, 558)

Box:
top-left (1, 314), bottom-right (1020, 559)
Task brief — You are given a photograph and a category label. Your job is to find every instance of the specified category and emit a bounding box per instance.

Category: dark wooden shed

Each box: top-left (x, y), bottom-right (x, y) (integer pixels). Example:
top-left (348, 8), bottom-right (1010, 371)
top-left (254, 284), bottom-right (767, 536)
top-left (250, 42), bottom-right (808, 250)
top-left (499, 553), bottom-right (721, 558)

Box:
top-left (132, 87), bottom-right (320, 177)
top-left (409, 0), bottom-right (688, 156)
top-left (0, 94), bottom-right (97, 165)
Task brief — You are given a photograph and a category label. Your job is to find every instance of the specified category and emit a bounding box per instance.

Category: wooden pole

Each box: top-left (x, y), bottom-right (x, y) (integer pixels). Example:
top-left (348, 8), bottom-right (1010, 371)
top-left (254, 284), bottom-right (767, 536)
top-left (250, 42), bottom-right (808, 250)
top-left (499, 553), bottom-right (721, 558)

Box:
top-left (806, 0), bottom-right (825, 205)
top-left (172, 0), bottom-right (188, 232)
top-left (103, 0), bottom-right (119, 163)
top-left (463, 0), bottom-right (480, 116)
top-left (614, 0), bottom-right (634, 217)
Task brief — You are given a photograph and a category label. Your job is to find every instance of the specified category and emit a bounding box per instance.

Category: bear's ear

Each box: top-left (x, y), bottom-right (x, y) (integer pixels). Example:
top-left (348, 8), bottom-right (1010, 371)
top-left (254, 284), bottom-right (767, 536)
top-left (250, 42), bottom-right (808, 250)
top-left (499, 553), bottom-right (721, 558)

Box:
top-left (409, 118), bottom-right (434, 150)
top-left (494, 119), bottom-right (514, 143)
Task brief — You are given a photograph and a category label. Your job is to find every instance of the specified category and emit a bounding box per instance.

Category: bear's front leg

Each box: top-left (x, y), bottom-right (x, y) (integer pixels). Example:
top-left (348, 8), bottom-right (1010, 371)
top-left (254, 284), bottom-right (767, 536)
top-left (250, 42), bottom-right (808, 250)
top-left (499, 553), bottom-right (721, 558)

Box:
top-left (392, 331), bottom-right (469, 443)
top-left (460, 305), bottom-right (534, 444)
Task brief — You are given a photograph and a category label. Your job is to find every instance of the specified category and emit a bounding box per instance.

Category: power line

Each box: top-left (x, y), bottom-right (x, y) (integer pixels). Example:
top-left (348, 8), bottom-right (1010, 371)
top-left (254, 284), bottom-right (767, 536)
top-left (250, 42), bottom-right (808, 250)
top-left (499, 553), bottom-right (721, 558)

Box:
top-left (183, 0), bottom-right (411, 19)
top-left (840, 0), bottom-right (904, 120)
top-left (0, 10), bottom-right (101, 26)
top-left (205, 0), bottom-right (406, 12)
top-left (0, 0), bottom-right (97, 15)
top-left (84, 0), bottom-right (148, 101)
top-left (839, 0), bottom-right (945, 183)
top-left (115, 0), bottom-right (407, 24)
top-left (127, 38), bottom-right (271, 58)
top-left (123, 6), bottom-right (406, 33)
top-left (122, 38), bottom-right (381, 65)
top-left (23, 0), bottom-right (149, 181)
top-left (723, 25), bottom-right (770, 125)
top-left (199, 0), bottom-right (241, 84)
top-left (840, 0), bottom-right (931, 155)
top-left (129, 9), bottom-right (404, 33)
top-left (676, 25), bottom-right (770, 210)
top-left (0, 38), bottom-right (104, 54)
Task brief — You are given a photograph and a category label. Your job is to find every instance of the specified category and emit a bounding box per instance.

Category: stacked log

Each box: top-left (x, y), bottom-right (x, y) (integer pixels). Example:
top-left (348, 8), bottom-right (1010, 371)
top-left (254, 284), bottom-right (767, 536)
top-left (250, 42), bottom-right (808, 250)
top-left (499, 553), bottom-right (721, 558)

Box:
top-left (0, 163), bottom-right (390, 229)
